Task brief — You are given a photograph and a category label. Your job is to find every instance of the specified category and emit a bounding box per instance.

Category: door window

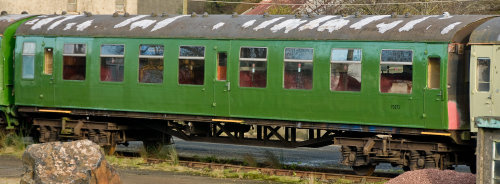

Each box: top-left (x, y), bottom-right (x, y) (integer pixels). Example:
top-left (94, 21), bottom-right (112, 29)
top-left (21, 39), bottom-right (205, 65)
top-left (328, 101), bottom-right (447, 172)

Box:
top-left (217, 52), bottom-right (227, 81)
top-left (427, 57), bottom-right (440, 89)
top-left (44, 48), bottom-right (53, 75)
top-left (477, 58), bottom-right (490, 92)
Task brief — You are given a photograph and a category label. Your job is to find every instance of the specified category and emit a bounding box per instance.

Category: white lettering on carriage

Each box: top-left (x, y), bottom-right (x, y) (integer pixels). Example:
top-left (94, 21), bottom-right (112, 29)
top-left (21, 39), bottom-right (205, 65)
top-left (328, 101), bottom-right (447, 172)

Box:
top-left (130, 19), bottom-right (157, 30)
top-left (317, 18), bottom-right (349, 33)
top-left (151, 15), bottom-right (189, 32)
top-left (48, 15), bottom-right (83, 30)
top-left (441, 22), bottom-right (462, 35)
top-left (213, 22), bottom-right (225, 30)
top-left (350, 15), bottom-right (390, 30)
top-left (298, 16), bottom-right (335, 31)
top-left (242, 20), bottom-right (256, 28)
top-left (253, 17), bottom-right (284, 31)
top-left (31, 16), bottom-right (63, 30)
top-left (114, 15), bottom-right (148, 29)
top-left (63, 23), bottom-right (76, 30)
top-left (76, 20), bottom-right (93, 31)
top-left (399, 16), bottom-right (436, 32)
top-left (377, 20), bottom-right (403, 34)
top-left (25, 19), bottom-right (39, 25)
top-left (270, 19), bottom-right (307, 33)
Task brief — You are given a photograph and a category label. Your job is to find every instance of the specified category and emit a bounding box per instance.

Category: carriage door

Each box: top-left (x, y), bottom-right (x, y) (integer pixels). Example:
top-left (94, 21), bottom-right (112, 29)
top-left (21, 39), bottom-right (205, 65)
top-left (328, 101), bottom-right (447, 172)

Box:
top-left (424, 57), bottom-right (444, 127)
top-left (470, 45), bottom-right (494, 125)
top-left (213, 41), bottom-right (231, 116)
top-left (40, 38), bottom-right (56, 106)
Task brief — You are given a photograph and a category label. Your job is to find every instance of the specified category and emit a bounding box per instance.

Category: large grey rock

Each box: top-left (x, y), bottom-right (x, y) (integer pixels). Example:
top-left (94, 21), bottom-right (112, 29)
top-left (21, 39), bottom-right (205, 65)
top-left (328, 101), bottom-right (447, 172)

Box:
top-left (21, 140), bottom-right (121, 184)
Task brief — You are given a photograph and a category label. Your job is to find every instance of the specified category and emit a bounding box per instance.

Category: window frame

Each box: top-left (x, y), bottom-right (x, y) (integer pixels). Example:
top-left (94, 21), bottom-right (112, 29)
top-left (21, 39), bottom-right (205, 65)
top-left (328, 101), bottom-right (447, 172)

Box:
top-left (22, 42), bottom-right (36, 80)
top-left (62, 43), bottom-right (87, 81)
top-left (476, 57), bottom-right (491, 93)
top-left (379, 49), bottom-right (414, 94)
top-left (283, 47), bottom-right (314, 90)
top-left (238, 46), bottom-right (268, 88)
top-left (493, 140), bottom-right (500, 183)
top-left (138, 44), bottom-right (165, 84)
top-left (100, 44), bottom-right (125, 83)
top-left (330, 48), bottom-right (362, 92)
top-left (178, 45), bottom-right (206, 85)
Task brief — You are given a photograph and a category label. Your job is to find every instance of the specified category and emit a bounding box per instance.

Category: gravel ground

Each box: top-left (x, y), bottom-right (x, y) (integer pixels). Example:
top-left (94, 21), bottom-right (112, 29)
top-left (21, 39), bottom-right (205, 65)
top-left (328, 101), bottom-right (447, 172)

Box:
top-left (386, 169), bottom-right (476, 184)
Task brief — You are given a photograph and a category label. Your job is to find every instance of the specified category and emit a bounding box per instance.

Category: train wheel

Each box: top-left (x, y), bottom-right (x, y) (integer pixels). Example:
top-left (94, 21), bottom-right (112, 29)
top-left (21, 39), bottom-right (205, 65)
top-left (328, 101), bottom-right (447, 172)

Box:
top-left (352, 164), bottom-right (376, 176)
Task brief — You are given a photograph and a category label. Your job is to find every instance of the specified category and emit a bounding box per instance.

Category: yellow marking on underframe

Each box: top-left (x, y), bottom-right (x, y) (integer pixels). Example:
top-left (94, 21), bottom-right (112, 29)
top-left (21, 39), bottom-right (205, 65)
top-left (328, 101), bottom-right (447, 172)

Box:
top-left (38, 109), bottom-right (72, 114)
top-left (212, 119), bottom-right (245, 123)
top-left (421, 132), bottom-right (451, 136)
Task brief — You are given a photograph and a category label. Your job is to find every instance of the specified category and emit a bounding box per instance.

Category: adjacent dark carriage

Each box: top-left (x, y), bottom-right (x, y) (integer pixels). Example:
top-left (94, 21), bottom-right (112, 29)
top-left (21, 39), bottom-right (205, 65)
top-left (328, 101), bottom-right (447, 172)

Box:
top-left (12, 13), bottom-right (496, 175)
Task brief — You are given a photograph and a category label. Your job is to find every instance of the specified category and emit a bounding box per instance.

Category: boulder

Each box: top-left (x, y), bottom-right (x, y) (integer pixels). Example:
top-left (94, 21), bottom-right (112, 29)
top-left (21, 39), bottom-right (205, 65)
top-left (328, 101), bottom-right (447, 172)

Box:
top-left (20, 140), bottom-right (121, 184)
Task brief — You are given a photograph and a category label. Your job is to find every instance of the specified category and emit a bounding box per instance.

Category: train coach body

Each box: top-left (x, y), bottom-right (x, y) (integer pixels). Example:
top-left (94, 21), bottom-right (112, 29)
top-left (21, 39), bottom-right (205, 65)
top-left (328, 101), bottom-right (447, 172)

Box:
top-left (12, 14), bottom-right (494, 132)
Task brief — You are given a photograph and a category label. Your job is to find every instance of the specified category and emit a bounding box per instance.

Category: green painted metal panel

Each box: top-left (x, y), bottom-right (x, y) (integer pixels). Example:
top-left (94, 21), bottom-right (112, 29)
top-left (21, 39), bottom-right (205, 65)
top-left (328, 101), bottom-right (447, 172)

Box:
top-left (14, 36), bottom-right (450, 130)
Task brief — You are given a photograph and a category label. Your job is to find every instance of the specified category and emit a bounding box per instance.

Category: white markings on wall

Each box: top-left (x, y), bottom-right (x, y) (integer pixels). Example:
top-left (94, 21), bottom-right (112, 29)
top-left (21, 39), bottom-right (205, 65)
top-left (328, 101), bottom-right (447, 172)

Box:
top-left (439, 12), bottom-right (452, 19)
top-left (253, 17), bottom-right (284, 31)
top-left (48, 15), bottom-right (83, 30)
top-left (298, 15), bottom-right (336, 31)
top-left (76, 20), bottom-right (93, 31)
top-left (350, 15), bottom-right (390, 30)
top-left (63, 23), bottom-right (76, 30)
top-left (130, 19), bottom-right (157, 30)
top-left (31, 16), bottom-right (63, 30)
top-left (25, 19), bottom-right (39, 25)
top-left (212, 22), bottom-right (225, 30)
top-left (114, 15), bottom-right (148, 29)
top-left (441, 22), bottom-right (461, 35)
top-left (317, 18), bottom-right (350, 32)
top-left (151, 15), bottom-right (188, 32)
top-left (242, 19), bottom-right (256, 28)
top-left (426, 25), bottom-right (432, 30)
top-left (399, 16), bottom-right (435, 32)
top-left (270, 19), bottom-right (307, 33)
top-left (376, 20), bottom-right (403, 34)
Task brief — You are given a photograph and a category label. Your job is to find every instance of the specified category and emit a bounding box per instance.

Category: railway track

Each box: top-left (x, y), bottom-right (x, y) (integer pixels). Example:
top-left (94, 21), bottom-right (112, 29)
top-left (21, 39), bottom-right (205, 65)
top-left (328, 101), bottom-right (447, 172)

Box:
top-left (137, 157), bottom-right (393, 183)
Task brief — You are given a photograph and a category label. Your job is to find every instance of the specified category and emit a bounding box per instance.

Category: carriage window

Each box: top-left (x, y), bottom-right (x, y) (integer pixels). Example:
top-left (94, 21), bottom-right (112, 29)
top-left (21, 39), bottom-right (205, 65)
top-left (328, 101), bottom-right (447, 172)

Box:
top-left (63, 44), bottom-right (86, 80)
top-left (493, 141), bottom-right (500, 183)
top-left (380, 50), bottom-right (413, 94)
top-left (284, 48), bottom-right (313, 90)
top-left (477, 58), bottom-right (490, 92)
top-left (139, 45), bottom-right (164, 83)
top-left (179, 46), bottom-right (205, 85)
top-left (239, 47), bottom-right (267, 88)
top-left (100, 44), bottom-right (125, 82)
top-left (22, 42), bottom-right (36, 79)
top-left (331, 49), bottom-right (362, 91)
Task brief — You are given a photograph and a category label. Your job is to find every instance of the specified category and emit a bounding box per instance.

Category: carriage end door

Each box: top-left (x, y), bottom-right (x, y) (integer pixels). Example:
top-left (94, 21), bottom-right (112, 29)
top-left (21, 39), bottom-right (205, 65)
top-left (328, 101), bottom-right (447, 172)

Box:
top-left (213, 41), bottom-right (231, 116)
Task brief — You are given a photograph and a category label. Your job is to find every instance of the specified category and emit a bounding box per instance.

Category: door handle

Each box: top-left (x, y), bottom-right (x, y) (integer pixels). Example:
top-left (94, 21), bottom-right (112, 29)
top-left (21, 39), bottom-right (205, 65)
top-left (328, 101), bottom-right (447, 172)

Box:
top-left (226, 82), bottom-right (231, 91)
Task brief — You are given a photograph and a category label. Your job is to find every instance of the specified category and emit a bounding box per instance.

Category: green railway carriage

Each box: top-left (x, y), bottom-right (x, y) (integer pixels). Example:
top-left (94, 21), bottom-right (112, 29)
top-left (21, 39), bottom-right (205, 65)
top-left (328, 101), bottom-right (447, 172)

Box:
top-left (11, 13), bottom-right (497, 174)
top-left (0, 14), bottom-right (34, 129)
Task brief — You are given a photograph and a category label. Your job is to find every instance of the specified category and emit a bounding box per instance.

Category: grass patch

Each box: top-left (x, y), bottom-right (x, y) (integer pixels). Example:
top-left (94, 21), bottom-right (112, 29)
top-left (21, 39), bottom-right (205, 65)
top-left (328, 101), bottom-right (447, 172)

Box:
top-left (0, 131), bottom-right (27, 158)
top-left (106, 155), bottom-right (307, 183)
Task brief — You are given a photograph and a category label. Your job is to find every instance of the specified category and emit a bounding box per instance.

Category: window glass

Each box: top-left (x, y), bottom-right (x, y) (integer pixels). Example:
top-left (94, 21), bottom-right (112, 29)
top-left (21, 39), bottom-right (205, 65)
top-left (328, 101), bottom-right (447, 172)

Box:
top-left (100, 44), bottom-right (125, 82)
top-left (284, 48), bottom-right (313, 90)
top-left (477, 58), bottom-right (490, 92)
top-left (63, 44), bottom-right (86, 80)
top-left (139, 44), bottom-right (164, 83)
top-left (22, 42), bottom-right (36, 79)
top-left (331, 49), bottom-right (361, 91)
top-left (179, 46), bottom-right (204, 85)
top-left (428, 58), bottom-right (440, 89)
top-left (495, 142), bottom-right (500, 182)
top-left (217, 53), bottom-right (227, 81)
top-left (380, 50), bottom-right (412, 94)
top-left (239, 47), bottom-right (267, 88)
top-left (44, 48), bottom-right (53, 75)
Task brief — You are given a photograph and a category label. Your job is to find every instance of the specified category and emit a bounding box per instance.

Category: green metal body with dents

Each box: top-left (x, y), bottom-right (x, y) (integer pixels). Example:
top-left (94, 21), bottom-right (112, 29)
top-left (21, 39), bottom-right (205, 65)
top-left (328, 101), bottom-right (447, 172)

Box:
top-left (1, 13), bottom-right (499, 175)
